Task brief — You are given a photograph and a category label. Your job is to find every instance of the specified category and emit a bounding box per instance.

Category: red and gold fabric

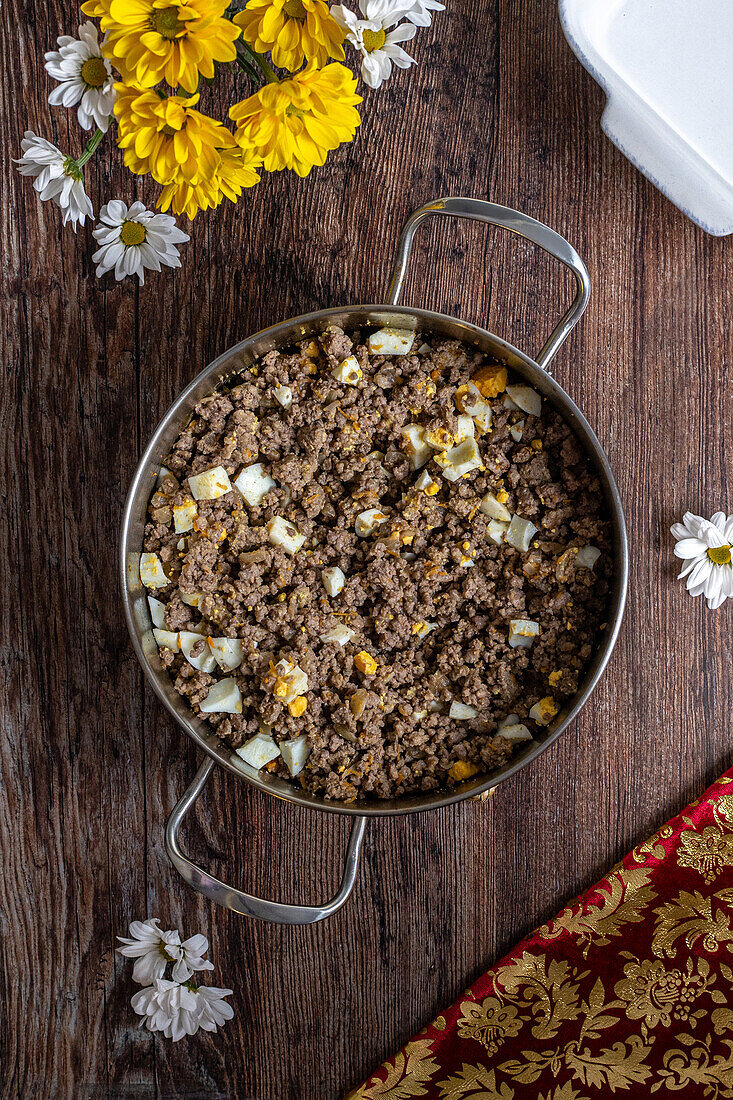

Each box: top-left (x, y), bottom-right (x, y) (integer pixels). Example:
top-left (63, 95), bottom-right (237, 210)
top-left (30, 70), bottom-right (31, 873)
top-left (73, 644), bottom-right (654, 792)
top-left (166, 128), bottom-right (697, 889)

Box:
top-left (345, 770), bottom-right (733, 1099)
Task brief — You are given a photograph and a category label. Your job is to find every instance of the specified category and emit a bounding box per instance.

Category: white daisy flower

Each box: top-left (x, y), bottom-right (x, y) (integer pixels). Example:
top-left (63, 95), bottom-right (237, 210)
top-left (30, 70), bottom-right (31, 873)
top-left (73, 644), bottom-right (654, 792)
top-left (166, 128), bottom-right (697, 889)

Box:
top-left (92, 200), bottom-right (189, 284)
top-left (332, 1), bottom-right (417, 89)
top-left (44, 22), bottom-right (116, 132)
top-left (116, 918), bottom-right (184, 986)
top-left (14, 131), bottom-right (93, 231)
top-left (195, 985), bottom-right (236, 1033)
top-left (671, 510), bottom-right (733, 610)
top-left (131, 979), bottom-right (234, 1041)
top-left (131, 979), bottom-right (201, 1041)
top-left (116, 919), bottom-right (215, 984)
top-left (169, 932), bottom-right (216, 983)
top-left (400, 0), bottom-right (445, 27)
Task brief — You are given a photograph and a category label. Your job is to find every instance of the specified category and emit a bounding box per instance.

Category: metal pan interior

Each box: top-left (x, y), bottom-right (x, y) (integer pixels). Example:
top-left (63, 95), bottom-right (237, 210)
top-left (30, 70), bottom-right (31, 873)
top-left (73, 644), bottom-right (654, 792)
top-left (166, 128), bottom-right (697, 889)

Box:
top-left (120, 305), bottom-right (628, 818)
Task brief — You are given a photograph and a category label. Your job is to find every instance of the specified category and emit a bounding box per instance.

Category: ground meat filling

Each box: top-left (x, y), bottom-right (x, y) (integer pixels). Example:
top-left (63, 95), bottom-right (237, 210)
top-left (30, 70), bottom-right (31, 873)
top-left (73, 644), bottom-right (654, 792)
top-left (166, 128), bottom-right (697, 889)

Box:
top-left (142, 326), bottom-right (613, 801)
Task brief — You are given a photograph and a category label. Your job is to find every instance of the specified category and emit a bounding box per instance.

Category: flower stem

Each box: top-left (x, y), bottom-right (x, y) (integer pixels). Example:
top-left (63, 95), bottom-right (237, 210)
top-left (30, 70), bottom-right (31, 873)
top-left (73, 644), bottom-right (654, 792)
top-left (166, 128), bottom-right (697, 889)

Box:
top-left (76, 127), bottom-right (106, 169)
top-left (234, 49), bottom-right (260, 82)
top-left (252, 51), bottom-right (280, 84)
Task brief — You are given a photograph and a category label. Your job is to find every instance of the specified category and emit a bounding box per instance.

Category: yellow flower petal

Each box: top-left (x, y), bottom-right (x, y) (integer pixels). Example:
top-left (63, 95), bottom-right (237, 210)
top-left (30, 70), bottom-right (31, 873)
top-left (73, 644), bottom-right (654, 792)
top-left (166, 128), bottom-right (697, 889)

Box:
top-left (230, 62), bottom-right (360, 175)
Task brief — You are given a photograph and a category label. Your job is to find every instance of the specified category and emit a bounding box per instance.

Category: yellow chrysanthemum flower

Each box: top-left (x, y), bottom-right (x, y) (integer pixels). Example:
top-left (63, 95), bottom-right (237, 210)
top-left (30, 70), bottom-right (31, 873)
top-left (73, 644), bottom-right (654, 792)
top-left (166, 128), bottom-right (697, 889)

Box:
top-left (234, 0), bottom-right (345, 72)
top-left (229, 62), bottom-right (361, 177)
top-left (114, 84), bottom-right (237, 184)
top-left (81, 0), bottom-right (240, 93)
top-left (159, 146), bottom-right (261, 218)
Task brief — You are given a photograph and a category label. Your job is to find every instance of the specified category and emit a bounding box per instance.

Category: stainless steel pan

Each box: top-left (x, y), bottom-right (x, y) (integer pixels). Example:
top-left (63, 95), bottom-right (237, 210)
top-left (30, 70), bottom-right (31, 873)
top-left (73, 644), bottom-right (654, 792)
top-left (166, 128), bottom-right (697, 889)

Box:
top-left (120, 197), bottom-right (628, 924)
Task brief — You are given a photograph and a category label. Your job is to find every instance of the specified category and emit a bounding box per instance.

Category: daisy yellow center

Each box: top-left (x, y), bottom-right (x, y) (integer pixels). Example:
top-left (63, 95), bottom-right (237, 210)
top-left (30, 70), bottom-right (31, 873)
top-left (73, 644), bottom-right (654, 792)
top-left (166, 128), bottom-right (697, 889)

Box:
top-left (362, 28), bottom-right (386, 52)
top-left (120, 221), bottom-right (147, 247)
top-left (707, 544), bottom-right (732, 566)
top-left (80, 56), bottom-right (108, 88)
top-left (283, 0), bottom-right (307, 17)
top-left (152, 6), bottom-right (187, 39)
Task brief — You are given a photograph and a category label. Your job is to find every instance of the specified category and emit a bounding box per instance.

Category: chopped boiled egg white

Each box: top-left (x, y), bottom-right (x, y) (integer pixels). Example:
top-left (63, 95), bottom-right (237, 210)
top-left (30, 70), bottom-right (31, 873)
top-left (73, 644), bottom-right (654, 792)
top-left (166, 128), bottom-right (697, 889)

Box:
top-left (486, 519), bottom-right (509, 545)
top-left (401, 424), bottom-right (431, 469)
top-left (414, 469), bottom-right (436, 491)
top-left (505, 384), bottom-right (542, 417)
top-left (173, 500), bottom-right (197, 533)
top-left (199, 677), bottom-right (242, 714)
top-left (331, 356), bottom-right (362, 385)
top-left (449, 701), bottom-right (477, 719)
top-left (207, 637), bottom-right (245, 671)
top-left (140, 552), bottom-right (168, 589)
top-left (456, 383), bottom-right (493, 433)
top-left (529, 696), bottom-right (559, 726)
top-left (355, 508), bottom-right (389, 537)
top-left (148, 596), bottom-right (166, 628)
top-left (273, 384), bottom-right (292, 409)
top-left (480, 492), bottom-right (512, 522)
top-left (368, 327), bottom-right (415, 356)
top-left (188, 465), bottom-right (232, 501)
top-left (577, 545), bottom-right (601, 570)
top-left (180, 591), bottom-right (203, 608)
top-left (506, 514), bottom-right (538, 552)
top-left (435, 437), bottom-right (483, 482)
top-left (497, 722), bottom-right (533, 742)
top-left (153, 628), bottom-right (180, 651)
top-left (280, 736), bottom-right (312, 776)
top-left (179, 631), bottom-right (216, 673)
top-left (509, 420), bottom-right (525, 443)
top-left (267, 516), bottom-right (305, 554)
top-left (508, 619), bottom-right (540, 648)
top-left (265, 658), bottom-right (308, 704)
top-left (322, 566), bottom-right (346, 596)
top-left (236, 732), bottom-right (281, 769)
top-left (235, 462), bottom-right (277, 507)
top-left (455, 414), bottom-right (475, 443)
top-left (321, 623), bottom-right (356, 647)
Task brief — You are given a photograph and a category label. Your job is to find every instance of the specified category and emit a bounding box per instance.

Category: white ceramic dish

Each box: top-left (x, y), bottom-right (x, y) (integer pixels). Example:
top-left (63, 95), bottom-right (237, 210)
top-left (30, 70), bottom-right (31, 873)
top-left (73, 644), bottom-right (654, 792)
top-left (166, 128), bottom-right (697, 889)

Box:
top-left (559, 0), bottom-right (733, 236)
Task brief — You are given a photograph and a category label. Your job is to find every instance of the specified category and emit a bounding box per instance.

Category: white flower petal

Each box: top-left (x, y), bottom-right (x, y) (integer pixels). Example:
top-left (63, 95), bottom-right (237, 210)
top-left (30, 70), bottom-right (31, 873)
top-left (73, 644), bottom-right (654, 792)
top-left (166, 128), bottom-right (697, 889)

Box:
top-left (131, 951), bottom-right (168, 986)
top-left (677, 555), bottom-right (705, 579)
top-left (385, 21), bottom-right (417, 42)
top-left (383, 42), bottom-right (415, 67)
top-left (673, 538), bottom-right (707, 560)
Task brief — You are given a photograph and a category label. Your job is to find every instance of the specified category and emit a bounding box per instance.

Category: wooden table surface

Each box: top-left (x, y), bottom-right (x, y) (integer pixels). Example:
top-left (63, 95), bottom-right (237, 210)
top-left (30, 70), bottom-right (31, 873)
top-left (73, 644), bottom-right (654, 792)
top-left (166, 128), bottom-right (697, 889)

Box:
top-left (3, 0), bottom-right (732, 1096)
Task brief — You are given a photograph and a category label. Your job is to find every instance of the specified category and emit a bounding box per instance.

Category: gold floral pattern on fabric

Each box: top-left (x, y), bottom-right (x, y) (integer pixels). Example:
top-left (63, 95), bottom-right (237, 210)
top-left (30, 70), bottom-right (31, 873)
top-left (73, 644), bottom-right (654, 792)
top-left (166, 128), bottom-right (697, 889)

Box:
top-left (536, 866), bottom-right (656, 954)
top-left (347, 1039), bottom-right (440, 1099)
top-left (455, 998), bottom-right (522, 1054)
top-left (677, 799), bottom-right (733, 884)
top-left (652, 889), bottom-right (733, 958)
top-left (344, 769), bottom-right (733, 1100)
top-left (614, 956), bottom-right (719, 1032)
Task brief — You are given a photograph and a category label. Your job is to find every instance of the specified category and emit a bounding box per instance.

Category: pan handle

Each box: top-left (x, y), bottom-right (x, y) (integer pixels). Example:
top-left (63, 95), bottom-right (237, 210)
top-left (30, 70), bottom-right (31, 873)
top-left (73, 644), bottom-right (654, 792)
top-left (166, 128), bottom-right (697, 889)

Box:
top-left (165, 757), bottom-right (368, 924)
top-left (386, 197), bottom-right (590, 372)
